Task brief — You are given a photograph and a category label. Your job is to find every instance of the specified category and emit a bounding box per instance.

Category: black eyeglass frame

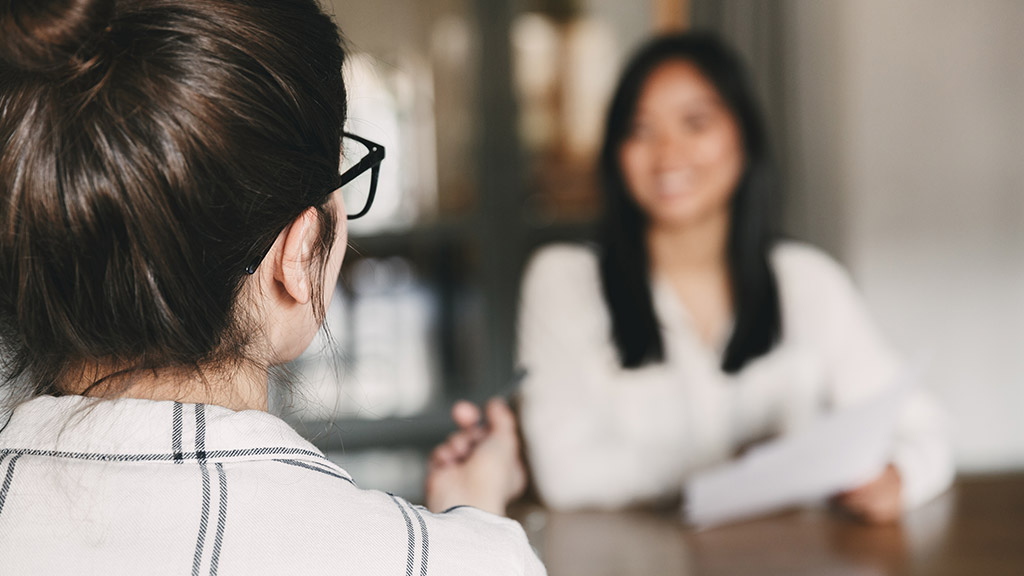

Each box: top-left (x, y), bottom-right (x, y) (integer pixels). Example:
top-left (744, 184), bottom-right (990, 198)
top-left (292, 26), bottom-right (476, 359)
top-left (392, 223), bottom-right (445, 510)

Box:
top-left (339, 132), bottom-right (385, 220)
top-left (243, 132), bottom-right (386, 275)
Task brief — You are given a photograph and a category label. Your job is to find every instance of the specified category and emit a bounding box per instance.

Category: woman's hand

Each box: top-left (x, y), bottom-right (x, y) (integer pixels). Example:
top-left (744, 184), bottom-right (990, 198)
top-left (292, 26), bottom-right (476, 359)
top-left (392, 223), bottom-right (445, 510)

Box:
top-left (425, 398), bottom-right (527, 516)
top-left (834, 464), bottom-right (903, 524)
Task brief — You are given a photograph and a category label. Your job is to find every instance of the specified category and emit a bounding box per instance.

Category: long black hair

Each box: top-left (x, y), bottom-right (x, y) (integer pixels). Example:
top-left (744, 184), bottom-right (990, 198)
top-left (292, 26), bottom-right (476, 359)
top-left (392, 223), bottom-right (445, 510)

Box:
top-left (598, 32), bottom-right (780, 373)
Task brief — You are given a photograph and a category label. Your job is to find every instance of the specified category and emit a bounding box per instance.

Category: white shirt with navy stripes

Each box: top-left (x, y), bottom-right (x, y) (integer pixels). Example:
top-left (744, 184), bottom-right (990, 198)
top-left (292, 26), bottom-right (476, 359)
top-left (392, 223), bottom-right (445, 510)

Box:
top-left (0, 395), bottom-right (546, 575)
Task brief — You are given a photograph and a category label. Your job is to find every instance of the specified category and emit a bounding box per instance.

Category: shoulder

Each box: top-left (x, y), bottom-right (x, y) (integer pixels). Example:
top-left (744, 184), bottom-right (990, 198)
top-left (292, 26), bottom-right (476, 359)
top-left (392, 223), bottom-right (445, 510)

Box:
top-left (768, 241), bottom-right (877, 340)
top-left (520, 243), bottom-right (603, 308)
top-left (769, 240), bottom-right (864, 306)
top-left (347, 496), bottom-right (543, 575)
top-left (242, 475), bottom-right (541, 573)
top-left (770, 240), bottom-right (853, 287)
top-left (523, 243), bottom-right (599, 285)
top-left (420, 506), bottom-right (544, 574)
top-left (517, 242), bottom-right (609, 345)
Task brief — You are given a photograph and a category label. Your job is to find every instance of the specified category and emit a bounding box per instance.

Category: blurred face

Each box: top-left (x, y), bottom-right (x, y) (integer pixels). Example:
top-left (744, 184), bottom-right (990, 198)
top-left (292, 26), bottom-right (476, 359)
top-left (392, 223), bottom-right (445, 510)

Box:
top-left (619, 60), bottom-right (745, 230)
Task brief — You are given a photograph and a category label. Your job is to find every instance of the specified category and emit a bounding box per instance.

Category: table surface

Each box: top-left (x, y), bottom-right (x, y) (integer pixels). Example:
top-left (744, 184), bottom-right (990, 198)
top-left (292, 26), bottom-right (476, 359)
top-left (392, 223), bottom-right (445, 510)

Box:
top-left (513, 474), bottom-right (1024, 576)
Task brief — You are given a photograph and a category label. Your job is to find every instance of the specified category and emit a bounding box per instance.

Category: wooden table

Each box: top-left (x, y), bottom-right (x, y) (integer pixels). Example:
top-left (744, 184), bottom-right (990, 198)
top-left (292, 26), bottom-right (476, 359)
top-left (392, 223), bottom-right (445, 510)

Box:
top-left (513, 475), bottom-right (1023, 576)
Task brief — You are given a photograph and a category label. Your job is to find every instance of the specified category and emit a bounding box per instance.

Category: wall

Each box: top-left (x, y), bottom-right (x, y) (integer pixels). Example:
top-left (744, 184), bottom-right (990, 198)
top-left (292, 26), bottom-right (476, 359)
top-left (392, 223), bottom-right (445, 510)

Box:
top-left (783, 0), bottom-right (1024, 471)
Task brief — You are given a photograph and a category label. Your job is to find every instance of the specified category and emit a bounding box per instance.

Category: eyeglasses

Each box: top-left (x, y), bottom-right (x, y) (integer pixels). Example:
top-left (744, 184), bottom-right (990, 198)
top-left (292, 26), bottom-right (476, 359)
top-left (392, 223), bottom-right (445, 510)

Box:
top-left (244, 132), bottom-right (386, 275)
top-left (339, 132), bottom-right (385, 220)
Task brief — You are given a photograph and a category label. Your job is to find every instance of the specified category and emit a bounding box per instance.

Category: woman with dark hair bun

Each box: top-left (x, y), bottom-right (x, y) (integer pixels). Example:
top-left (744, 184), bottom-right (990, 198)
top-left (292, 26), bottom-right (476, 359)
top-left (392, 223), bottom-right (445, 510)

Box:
top-left (0, 0), bottom-right (543, 573)
top-left (513, 33), bottom-right (953, 522)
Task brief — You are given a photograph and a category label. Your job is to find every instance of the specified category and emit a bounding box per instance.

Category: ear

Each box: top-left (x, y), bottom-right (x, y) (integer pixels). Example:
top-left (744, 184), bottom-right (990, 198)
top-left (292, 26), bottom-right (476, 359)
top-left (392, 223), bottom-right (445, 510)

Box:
top-left (273, 207), bottom-right (320, 305)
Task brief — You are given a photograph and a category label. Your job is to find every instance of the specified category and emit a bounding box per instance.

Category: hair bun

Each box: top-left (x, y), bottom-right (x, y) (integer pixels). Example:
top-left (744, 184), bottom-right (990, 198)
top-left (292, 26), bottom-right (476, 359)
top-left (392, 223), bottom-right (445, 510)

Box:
top-left (0, 0), bottom-right (114, 73)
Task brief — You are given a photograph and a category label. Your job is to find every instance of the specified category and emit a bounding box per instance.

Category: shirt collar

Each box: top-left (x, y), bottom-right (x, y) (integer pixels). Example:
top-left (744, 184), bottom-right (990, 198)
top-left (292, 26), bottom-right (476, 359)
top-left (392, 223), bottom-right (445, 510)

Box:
top-left (0, 395), bottom-right (324, 463)
top-left (651, 275), bottom-right (735, 357)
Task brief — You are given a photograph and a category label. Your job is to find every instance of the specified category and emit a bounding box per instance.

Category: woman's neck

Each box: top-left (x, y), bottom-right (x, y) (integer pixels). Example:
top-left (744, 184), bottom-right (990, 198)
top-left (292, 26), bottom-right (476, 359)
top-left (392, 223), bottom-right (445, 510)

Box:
top-left (646, 208), bottom-right (730, 275)
top-left (61, 361), bottom-right (270, 411)
top-left (647, 209), bottom-right (734, 349)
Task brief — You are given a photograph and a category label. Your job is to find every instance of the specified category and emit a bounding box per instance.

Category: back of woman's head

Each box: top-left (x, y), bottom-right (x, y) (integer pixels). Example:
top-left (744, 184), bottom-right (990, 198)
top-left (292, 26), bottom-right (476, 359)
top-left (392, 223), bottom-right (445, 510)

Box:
top-left (597, 31), bottom-right (780, 372)
top-left (0, 0), bottom-right (347, 397)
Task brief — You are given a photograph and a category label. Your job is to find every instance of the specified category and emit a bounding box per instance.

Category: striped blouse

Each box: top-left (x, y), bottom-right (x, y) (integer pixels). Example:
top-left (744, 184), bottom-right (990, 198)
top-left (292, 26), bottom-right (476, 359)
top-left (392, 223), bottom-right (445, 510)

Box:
top-left (0, 395), bottom-right (545, 575)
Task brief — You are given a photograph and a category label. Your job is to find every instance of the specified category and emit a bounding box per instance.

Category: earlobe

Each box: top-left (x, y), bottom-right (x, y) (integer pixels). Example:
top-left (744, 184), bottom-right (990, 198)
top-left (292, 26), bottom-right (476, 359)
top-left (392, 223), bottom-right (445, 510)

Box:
top-left (274, 207), bottom-right (319, 305)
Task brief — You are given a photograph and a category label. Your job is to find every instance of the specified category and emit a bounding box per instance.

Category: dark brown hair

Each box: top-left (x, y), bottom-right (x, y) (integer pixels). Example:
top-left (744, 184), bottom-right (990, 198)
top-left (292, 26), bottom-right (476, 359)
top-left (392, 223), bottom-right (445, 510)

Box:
top-left (0, 0), bottom-right (348, 399)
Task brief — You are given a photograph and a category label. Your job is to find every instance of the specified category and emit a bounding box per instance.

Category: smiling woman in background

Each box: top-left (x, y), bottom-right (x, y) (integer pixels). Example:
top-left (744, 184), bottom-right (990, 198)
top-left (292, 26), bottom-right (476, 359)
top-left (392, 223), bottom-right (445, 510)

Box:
top-left (0, 0), bottom-right (540, 573)
top-left (515, 33), bottom-right (953, 523)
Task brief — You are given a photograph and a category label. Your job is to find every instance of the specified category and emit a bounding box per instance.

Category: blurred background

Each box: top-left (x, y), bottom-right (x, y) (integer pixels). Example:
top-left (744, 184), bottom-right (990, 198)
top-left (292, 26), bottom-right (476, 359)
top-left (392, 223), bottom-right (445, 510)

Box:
top-left (271, 0), bottom-right (1024, 501)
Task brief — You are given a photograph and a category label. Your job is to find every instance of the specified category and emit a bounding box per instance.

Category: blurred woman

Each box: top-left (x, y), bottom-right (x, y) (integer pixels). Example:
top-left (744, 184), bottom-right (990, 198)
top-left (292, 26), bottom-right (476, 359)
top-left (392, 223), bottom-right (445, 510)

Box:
top-left (0, 0), bottom-right (540, 573)
top-left (515, 33), bottom-right (952, 522)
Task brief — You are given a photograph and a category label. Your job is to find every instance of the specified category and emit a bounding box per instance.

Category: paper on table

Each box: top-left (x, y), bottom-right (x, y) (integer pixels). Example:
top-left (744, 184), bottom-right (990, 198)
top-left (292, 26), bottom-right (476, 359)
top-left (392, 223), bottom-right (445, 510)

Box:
top-left (684, 375), bottom-right (911, 528)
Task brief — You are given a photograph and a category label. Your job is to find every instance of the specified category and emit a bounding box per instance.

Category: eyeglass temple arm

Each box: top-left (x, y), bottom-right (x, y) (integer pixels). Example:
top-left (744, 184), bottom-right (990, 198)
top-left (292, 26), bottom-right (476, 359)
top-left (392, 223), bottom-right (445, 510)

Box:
top-left (340, 132), bottom-right (386, 187)
top-left (244, 133), bottom-right (384, 274)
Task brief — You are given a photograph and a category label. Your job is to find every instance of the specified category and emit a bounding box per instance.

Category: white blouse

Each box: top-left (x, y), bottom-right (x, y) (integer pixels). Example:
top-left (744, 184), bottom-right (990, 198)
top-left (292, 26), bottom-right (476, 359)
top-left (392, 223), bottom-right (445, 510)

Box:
top-left (0, 395), bottom-right (545, 575)
top-left (517, 241), bottom-right (953, 511)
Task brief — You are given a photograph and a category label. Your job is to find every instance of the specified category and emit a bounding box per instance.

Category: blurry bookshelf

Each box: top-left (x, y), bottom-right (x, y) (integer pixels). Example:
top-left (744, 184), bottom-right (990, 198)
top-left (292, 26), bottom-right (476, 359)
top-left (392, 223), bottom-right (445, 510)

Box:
top-left (271, 0), bottom-right (666, 498)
